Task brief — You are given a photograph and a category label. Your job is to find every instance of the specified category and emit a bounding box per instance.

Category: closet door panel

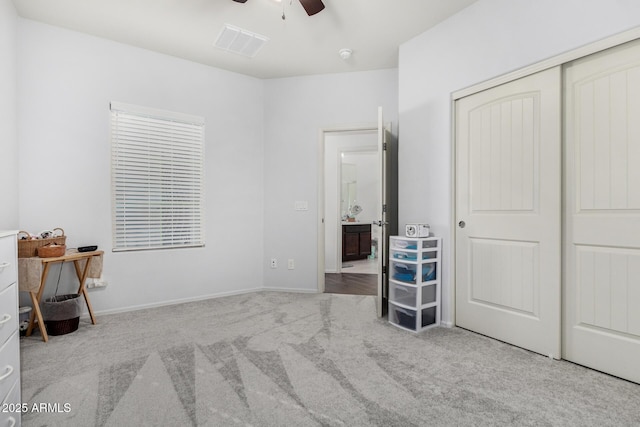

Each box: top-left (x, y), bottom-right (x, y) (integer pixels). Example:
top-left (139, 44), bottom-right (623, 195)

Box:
top-left (565, 38), bottom-right (640, 384)
top-left (455, 66), bottom-right (562, 359)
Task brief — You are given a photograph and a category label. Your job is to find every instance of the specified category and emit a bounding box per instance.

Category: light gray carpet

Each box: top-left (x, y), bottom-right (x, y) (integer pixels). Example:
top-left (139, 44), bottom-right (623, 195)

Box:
top-left (20, 291), bottom-right (640, 426)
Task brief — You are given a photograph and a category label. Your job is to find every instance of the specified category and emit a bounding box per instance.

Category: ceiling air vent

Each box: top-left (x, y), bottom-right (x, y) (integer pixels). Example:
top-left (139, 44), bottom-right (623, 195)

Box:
top-left (214, 24), bottom-right (269, 58)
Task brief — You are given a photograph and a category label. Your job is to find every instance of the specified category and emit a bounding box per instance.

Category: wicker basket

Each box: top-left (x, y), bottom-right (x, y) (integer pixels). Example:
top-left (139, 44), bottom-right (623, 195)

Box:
top-left (44, 317), bottom-right (80, 336)
top-left (37, 244), bottom-right (66, 258)
top-left (18, 228), bottom-right (66, 258)
top-left (41, 293), bottom-right (82, 336)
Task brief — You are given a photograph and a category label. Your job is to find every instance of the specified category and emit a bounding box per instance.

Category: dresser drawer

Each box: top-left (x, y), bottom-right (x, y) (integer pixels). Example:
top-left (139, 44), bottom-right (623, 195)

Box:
top-left (0, 285), bottom-right (17, 348)
top-left (0, 379), bottom-right (21, 427)
top-left (0, 332), bottom-right (19, 406)
top-left (342, 224), bottom-right (370, 233)
top-left (0, 237), bottom-right (16, 292)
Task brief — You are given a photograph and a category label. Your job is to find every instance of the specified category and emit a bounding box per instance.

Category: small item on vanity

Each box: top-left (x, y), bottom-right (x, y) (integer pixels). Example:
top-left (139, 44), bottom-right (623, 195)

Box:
top-left (78, 245), bottom-right (98, 252)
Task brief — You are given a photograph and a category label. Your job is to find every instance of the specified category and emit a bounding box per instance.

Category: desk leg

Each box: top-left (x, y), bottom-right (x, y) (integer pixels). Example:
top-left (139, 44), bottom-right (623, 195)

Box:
top-left (26, 263), bottom-right (50, 343)
top-left (73, 258), bottom-right (96, 325)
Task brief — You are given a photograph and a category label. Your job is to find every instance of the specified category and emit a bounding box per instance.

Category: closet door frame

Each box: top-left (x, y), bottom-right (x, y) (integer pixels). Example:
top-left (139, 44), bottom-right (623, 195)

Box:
top-left (450, 26), bottom-right (640, 328)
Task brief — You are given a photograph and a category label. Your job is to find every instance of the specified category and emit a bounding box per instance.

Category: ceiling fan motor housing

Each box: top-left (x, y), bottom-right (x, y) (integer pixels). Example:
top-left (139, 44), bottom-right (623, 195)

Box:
top-left (232, 0), bottom-right (325, 16)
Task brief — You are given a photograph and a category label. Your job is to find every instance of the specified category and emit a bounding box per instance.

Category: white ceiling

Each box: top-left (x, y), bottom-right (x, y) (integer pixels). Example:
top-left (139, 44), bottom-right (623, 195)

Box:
top-left (11, 0), bottom-right (477, 79)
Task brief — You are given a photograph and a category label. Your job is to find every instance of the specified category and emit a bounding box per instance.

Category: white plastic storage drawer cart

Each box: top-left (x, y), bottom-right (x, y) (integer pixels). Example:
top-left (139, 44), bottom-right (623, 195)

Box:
top-left (388, 236), bottom-right (441, 332)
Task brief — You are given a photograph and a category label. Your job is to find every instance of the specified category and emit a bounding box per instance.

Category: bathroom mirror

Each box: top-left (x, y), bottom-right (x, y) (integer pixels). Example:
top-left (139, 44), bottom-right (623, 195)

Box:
top-left (341, 163), bottom-right (357, 219)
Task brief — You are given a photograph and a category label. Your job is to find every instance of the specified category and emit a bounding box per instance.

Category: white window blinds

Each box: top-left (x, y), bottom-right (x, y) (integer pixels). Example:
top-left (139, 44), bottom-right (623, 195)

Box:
top-left (110, 102), bottom-right (205, 251)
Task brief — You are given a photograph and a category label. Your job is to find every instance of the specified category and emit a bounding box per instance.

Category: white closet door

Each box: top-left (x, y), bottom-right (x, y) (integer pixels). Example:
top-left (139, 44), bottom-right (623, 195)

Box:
top-left (564, 40), bottom-right (640, 383)
top-left (455, 67), bottom-right (562, 358)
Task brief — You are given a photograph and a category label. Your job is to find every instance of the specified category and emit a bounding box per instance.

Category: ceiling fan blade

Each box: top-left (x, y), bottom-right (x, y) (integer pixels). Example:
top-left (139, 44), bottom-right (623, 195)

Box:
top-left (299, 0), bottom-right (325, 16)
top-left (232, 0), bottom-right (248, 3)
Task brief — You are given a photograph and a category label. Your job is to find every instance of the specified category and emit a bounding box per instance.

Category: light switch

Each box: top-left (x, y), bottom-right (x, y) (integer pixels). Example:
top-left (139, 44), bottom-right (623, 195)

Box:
top-left (294, 201), bottom-right (308, 211)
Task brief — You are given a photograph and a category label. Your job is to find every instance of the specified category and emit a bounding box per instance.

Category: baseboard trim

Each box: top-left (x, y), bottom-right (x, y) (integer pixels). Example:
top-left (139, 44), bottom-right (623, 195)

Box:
top-left (261, 287), bottom-right (318, 294)
top-left (82, 287), bottom-right (265, 318)
top-left (81, 287), bottom-right (320, 319)
top-left (441, 320), bottom-right (454, 328)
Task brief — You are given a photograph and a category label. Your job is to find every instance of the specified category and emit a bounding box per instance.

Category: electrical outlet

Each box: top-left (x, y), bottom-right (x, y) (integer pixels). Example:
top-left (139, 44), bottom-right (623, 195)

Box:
top-left (270, 258), bottom-right (277, 268)
top-left (288, 259), bottom-right (295, 270)
top-left (87, 279), bottom-right (108, 289)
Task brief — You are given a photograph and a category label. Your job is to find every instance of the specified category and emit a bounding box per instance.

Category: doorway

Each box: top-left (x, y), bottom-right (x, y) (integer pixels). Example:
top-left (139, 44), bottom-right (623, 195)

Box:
top-left (323, 130), bottom-right (380, 296)
top-left (317, 108), bottom-right (397, 317)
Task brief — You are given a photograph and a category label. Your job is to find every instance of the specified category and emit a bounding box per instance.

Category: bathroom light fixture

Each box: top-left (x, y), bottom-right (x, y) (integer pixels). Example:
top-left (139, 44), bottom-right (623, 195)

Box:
top-left (339, 48), bottom-right (352, 60)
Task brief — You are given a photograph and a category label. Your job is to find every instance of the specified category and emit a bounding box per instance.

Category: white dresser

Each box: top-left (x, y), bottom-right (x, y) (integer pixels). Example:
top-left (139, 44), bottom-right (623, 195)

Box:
top-left (0, 231), bottom-right (21, 426)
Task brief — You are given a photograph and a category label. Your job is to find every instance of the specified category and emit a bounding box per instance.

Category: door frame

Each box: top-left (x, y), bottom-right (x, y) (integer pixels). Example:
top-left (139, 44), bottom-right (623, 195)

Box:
top-left (317, 123), bottom-right (379, 294)
top-left (450, 26), bottom-right (640, 329)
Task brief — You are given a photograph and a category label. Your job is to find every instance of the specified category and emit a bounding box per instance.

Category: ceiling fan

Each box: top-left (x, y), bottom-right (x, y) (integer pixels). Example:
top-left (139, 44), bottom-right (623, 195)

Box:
top-left (232, 0), bottom-right (325, 17)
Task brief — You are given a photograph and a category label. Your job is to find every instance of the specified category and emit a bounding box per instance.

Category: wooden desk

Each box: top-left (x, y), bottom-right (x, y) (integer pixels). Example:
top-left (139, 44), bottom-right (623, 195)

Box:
top-left (25, 250), bottom-right (103, 342)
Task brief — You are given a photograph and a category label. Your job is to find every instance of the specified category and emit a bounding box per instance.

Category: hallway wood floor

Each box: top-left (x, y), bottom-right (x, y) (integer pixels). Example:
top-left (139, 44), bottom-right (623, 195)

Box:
top-left (324, 273), bottom-right (377, 295)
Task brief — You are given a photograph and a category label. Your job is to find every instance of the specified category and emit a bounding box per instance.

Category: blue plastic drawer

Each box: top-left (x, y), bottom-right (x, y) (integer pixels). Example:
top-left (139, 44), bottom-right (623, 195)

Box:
top-left (422, 263), bottom-right (436, 282)
top-left (392, 262), bottom-right (416, 283)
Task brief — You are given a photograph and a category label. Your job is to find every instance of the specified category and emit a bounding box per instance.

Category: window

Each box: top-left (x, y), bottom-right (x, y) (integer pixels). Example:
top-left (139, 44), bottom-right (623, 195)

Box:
top-left (110, 102), bottom-right (205, 251)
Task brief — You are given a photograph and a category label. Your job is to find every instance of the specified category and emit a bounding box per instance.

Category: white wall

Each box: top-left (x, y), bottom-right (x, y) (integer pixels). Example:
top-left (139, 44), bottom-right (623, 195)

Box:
top-left (17, 19), bottom-right (265, 313)
top-left (263, 70), bottom-right (398, 291)
top-left (398, 0), bottom-right (640, 325)
top-left (0, 0), bottom-right (18, 229)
